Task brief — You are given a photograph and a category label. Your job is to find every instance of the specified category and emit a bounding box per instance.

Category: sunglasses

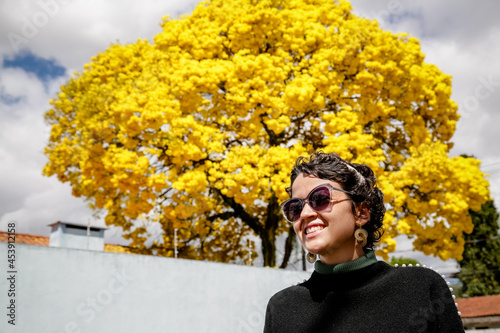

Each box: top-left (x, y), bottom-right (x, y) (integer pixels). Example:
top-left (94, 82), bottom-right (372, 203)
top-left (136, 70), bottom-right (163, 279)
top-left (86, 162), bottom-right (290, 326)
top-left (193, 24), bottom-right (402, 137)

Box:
top-left (280, 183), bottom-right (351, 223)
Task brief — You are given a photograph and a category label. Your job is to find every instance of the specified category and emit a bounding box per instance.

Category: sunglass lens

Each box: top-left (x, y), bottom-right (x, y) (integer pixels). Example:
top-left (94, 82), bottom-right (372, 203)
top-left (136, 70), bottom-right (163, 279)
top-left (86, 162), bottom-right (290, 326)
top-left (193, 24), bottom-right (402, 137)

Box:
top-left (309, 187), bottom-right (331, 211)
top-left (284, 199), bottom-right (304, 222)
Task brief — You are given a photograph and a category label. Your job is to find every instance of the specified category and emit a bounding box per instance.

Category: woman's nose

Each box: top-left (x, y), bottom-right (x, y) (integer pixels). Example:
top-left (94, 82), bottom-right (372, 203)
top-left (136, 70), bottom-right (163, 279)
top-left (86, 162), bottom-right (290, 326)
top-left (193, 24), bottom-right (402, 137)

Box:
top-left (299, 201), bottom-right (317, 221)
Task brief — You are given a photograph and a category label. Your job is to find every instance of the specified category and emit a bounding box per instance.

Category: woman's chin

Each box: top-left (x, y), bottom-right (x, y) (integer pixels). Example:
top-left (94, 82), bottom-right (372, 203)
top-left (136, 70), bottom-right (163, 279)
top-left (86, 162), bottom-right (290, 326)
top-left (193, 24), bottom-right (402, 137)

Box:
top-left (304, 242), bottom-right (328, 256)
top-left (307, 242), bottom-right (348, 260)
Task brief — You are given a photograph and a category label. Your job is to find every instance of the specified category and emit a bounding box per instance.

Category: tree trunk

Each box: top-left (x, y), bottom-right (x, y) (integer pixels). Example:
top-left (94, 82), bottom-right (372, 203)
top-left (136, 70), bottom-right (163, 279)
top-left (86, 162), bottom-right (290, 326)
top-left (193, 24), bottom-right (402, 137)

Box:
top-left (261, 231), bottom-right (276, 267)
top-left (280, 225), bottom-right (295, 268)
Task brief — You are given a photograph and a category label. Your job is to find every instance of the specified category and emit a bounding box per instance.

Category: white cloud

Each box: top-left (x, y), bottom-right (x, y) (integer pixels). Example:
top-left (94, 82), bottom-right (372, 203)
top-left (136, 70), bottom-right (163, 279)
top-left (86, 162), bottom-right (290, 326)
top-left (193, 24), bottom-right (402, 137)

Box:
top-left (1, 0), bottom-right (199, 71)
top-left (0, 179), bottom-right (97, 235)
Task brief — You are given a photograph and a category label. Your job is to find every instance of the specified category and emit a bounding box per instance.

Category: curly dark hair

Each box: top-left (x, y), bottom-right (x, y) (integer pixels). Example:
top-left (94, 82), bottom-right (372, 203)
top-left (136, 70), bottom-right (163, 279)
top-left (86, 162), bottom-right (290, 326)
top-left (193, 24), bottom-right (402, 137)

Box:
top-left (286, 151), bottom-right (385, 251)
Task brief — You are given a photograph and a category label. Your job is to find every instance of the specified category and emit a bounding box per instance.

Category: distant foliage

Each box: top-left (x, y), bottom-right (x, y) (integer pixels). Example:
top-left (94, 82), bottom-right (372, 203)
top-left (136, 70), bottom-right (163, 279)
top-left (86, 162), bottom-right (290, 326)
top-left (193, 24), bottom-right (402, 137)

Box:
top-left (43, 0), bottom-right (489, 267)
top-left (458, 200), bottom-right (500, 296)
top-left (388, 256), bottom-right (421, 267)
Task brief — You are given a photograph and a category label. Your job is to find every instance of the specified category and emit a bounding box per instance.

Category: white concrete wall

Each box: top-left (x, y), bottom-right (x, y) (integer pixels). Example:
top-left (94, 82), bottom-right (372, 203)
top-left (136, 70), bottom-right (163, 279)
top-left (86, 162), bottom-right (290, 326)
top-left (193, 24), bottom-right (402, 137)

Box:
top-left (0, 243), bottom-right (309, 333)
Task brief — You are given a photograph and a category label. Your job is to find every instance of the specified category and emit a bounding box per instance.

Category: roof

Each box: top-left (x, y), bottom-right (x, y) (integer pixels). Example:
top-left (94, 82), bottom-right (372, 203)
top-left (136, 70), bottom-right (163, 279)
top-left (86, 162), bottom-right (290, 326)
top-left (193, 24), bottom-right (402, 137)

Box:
top-left (456, 294), bottom-right (500, 318)
top-left (0, 231), bottom-right (134, 254)
top-left (0, 231), bottom-right (49, 246)
top-left (48, 221), bottom-right (108, 230)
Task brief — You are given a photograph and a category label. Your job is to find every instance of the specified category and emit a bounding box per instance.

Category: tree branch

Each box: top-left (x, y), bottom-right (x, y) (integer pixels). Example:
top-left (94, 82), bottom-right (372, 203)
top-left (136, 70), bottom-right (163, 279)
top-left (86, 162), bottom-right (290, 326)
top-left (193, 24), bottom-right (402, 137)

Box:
top-left (215, 189), bottom-right (264, 235)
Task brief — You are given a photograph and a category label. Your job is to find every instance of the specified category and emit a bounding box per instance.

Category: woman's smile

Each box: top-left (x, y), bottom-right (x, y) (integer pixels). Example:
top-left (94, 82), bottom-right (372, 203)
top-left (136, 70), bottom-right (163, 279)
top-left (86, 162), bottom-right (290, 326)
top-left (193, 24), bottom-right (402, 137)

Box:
top-left (305, 223), bottom-right (325, 236)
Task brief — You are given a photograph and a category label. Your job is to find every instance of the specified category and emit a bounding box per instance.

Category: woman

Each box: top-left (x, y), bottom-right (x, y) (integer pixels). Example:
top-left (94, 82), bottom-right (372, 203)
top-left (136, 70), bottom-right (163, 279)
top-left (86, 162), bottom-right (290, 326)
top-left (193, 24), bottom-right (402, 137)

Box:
top-left (264, 152), bottom-right (464, 333)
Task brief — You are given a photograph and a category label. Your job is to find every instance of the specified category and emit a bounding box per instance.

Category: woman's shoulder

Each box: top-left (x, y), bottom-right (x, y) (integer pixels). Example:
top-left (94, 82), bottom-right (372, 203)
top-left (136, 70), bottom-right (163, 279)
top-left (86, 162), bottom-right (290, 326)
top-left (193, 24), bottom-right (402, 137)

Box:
top-left (381, 262), bottom-right (453, 294)
top-left (388, 263), bottom-right (448, 281)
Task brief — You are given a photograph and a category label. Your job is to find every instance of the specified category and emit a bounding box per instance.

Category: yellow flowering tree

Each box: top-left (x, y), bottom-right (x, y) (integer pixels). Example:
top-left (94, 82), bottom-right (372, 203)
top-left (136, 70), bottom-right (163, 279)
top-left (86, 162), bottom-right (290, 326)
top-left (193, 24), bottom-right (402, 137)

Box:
top-left (44, 0), bottom-right (489, 267)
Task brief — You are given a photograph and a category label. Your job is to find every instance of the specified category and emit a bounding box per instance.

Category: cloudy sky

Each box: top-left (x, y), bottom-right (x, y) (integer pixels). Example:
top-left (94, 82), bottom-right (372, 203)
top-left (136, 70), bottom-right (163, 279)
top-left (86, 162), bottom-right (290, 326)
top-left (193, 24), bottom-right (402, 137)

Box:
top-left (1, 0), bottom-right (499, 274)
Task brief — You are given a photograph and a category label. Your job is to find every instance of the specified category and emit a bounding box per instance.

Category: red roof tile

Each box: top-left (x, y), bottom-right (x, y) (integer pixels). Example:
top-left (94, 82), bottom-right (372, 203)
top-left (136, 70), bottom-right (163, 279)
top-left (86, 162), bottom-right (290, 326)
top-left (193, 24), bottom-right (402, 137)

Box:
top-left (0, 231), bottom-right (134, 254)
top-left (456, 295), bottom-right (500, 318)
top-left (0, 231), bottom-right (49, 246)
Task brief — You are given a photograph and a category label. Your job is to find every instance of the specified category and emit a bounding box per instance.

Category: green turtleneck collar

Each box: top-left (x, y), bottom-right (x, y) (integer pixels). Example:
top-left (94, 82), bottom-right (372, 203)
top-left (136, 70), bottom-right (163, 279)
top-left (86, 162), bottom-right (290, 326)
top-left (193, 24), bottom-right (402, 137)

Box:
top-left (314, 251), bottom-right (378, 274)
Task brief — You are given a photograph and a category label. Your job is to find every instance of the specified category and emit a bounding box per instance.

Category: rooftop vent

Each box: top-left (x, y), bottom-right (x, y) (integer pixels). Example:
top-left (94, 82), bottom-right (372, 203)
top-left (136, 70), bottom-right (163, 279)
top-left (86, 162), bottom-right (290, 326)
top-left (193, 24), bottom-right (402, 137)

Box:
top-left (48, 221), bottom-right (107, 251)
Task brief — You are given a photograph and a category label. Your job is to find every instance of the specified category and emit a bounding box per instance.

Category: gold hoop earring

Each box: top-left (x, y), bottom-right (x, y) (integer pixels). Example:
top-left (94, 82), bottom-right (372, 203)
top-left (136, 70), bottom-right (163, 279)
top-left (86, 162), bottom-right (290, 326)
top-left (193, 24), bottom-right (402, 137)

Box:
top-left (355, 226), bottom-right (368, 248)
top-left (306, 252), bottom-right (317, 263)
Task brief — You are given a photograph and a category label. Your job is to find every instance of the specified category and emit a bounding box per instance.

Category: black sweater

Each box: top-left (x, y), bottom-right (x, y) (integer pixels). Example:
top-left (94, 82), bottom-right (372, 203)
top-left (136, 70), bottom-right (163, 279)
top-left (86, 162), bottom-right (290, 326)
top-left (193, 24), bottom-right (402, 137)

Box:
top-left (264, 257), bottom-right (464, 333)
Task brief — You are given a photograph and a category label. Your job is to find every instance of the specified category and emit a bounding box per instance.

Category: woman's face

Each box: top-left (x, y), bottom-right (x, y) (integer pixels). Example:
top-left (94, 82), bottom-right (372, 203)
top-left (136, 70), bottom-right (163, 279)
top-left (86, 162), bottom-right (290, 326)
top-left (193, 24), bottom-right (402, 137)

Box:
top-left (291, 173), bottom-right (367, 264)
